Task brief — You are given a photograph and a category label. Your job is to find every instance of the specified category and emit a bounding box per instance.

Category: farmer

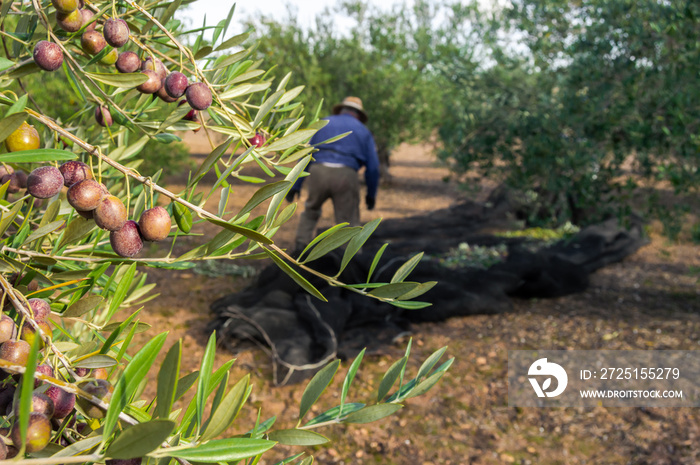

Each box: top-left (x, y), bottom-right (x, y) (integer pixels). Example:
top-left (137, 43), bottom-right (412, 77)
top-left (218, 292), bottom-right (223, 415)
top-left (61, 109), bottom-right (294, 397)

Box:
top-left (286, 96), bottom-right (380, 250)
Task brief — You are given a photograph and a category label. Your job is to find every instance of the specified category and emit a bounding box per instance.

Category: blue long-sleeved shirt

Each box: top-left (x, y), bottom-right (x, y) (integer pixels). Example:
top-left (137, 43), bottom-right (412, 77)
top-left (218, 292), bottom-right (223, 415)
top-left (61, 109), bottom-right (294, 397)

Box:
top-left (293, 114), bottom-right (380, 199)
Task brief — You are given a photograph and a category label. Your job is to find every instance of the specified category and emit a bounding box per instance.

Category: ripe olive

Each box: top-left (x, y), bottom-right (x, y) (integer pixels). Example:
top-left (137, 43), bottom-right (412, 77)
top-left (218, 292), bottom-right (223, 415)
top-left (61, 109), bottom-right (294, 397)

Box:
top-left (104, 18), bottom-right (129, 48)
top-left (81, 30), bottom-right (106, 56)
top-left (93, 195), bottom-right (127, 231)
top-left (0, 340), bottom-right (31, 366)
top-left (59, 160), bottom-right (92, 187)
top-left (164, 72), bottom-right (188, 98)
top-left (110, 220), bottom-right (143, 257)
top-left (95, 105), bottom-right (113, 127)
top-left (33, 41), bottom-right (64, 71)
top-left (115, 51), bottom-right (140, 73)
top-left (81, 9), bottom-right (96, 31)
top-left (136, 69), bottom-right (161, 94)
top-left (138, 206), bottom-right (171, 241)
top-left (45, 386), bottom-right (75, 419)
top-left (67, 179), bottom-right (104, 211)
top-left (10, 392), bottom-right (55, 418)
top-left (141, 57), bottom-right (167, 81)
top-left (0, 315), bottom-right (17, 344)
top-left (186, 82), bottom-right (212, 111)
top-left (27, 298), bottom-right (51, 321)
top-left (27, 166), bottom-right (63, 199)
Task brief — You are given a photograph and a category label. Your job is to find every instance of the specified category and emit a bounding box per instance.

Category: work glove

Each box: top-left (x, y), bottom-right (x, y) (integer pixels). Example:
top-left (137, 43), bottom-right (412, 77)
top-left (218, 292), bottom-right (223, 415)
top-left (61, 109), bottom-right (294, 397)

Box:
top-left (285, 189), bottom-right (300, 203)
top-left (365, 195), bottom-right (376, 210)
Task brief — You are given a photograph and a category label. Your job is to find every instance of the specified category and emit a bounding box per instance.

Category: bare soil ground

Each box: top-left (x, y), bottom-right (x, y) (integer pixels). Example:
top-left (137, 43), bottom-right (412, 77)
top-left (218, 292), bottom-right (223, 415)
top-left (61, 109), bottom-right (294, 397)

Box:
top-left (138, 137), bottom-right (700, 465)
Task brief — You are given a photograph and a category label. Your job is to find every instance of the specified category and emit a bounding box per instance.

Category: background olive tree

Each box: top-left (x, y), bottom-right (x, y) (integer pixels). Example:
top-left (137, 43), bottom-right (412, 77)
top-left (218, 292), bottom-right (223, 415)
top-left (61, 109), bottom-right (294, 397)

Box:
top-left (0, 0), bottom-right (451, 463)
top-left (438, 0), bottom-right (700, 233)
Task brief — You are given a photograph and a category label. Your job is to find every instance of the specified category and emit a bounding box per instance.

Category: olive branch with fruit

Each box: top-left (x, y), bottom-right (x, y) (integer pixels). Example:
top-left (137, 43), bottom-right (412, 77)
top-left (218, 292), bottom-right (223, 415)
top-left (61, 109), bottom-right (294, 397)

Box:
top-left (0, 1), bottom-right (452, 464)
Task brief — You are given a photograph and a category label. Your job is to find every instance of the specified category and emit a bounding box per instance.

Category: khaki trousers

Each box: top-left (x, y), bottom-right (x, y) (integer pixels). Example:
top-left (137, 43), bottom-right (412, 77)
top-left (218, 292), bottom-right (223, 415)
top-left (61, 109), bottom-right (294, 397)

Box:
top-left (295, 163), bottom-right (360, 249)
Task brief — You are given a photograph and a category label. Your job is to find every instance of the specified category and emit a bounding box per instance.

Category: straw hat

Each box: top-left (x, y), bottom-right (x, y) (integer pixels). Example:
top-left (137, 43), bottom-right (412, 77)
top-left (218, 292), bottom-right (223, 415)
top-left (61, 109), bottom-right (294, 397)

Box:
top-left (332, 96), bottom-right (368, 123)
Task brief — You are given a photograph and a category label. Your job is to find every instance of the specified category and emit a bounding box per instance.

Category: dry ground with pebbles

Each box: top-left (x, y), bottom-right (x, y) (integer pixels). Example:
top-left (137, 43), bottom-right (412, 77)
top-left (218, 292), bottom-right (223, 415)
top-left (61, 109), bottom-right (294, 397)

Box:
top-left (134, 134), bottom-right (699, 465)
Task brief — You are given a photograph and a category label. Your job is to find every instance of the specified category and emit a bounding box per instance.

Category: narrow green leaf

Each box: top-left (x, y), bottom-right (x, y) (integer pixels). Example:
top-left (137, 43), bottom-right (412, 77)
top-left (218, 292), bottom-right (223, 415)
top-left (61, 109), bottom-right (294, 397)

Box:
top-left (6, 94), bottom-right (27, 116)
top-left (253, 91), bottom-right (285, 129)
top-left (268, 429), bottom-right (329, 446)
top-left (302, 227), bottom-right (361, 264)
top-left (156, 340), bottom-right (182, 419)
top-left (24, 220), bottom-right (64, 245)
top-left (85, 72), bottom-right (149, 88)
top-left (340, 349), bottom-right (365, 417)
top-left (416, 346), bottom-right (448, 382)
top-left (312, 131), bottom-right (351, 146)
top-left (276, 86), bottom-right (305, 107)
top-left (205, 217), bottom-right (272, 244)
top-left (84, 45), bottom-right (115, 67)
top-left (73, 355), bottom-right (117, 369)
top-left (265, 155), bottom-right (312, 225)
top-left (6, 63), bottom-right (40, 80)
top-left (298, 223), bottom-right (347, 261)
top-left (0, 59), bottom-right (11, 73)
top-left (201, 374), bottom-right (250, 442)
top-left (377, 356), bottom-right (408, 402)
top-left (368, 282), bottom-right (419, 299)
top-left (215, 31), bottom-right (249, 52)
top-left (191, 138), bottom-right (233, 186)
top-left (221, 3), bottom-right (237, 40)
top-left (103, 332), bottom-right (168, 439)
top-left (106, 419), bottom-right (176, 459)
top-left (57, 217), bottom-right (97, 249)
top-left (405, 366), bottom-right (452, 399)
top-left (106, 263), bottom-right (137, 321)
top-left (0, 202), bottom-right (22, 236)
top-left (305, 403), bottom-right (365, 426)
top-left (299, 359), bottom-right (340, 421)
top-left (271, 203), bottom-right (297, 229)
top-left (236, 181), bottom-right (290, 220)
top-left (343, 403), bottom-right (403, 424)
top-left (194, 46), bottom-right (213, 60)
top-left (159, 0), bottom-right (182, 28)
top-left (263, 129), bottom-right (317, 154)
top-left (50, 436), bottom-right (102, 457)
top-left (367, 243), bottom-right (388, 283)
top-left (175, 371), bottom-right (199, 402)
top-left (397, 281), bottom-right (437, 301)
top-left (196, 332), bottom-right (218, 435)
top-left (164, 438), bottom-right (275, 462)
top-left (19, 334), bottom-right (41, 451)
top-left (390, 253), bottom-right (424, 283)
top-left (263, 249), bottom-right (326, 301)
top-left (388, 300), bottom-right (431, 310)
top-left (0, 0), bottom-right (11, 20)
top-left (38, 199), bottom-right (61, 228)
top-left (172, 202), bottom-right (193, 234)
top-left (0, 112), bottom-right (28, 144)
top-left (338, 219), bottom-right (381, 276)
top-left (272, 452), bottom-right (305, 465)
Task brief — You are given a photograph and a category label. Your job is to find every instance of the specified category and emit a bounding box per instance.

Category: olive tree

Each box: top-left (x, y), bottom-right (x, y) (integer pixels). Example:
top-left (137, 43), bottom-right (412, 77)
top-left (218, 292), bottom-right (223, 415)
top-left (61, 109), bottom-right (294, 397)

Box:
top-left (0, 0), bottom-right (450, 463)
top-left (438, 0), bottom-right (700, 231)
